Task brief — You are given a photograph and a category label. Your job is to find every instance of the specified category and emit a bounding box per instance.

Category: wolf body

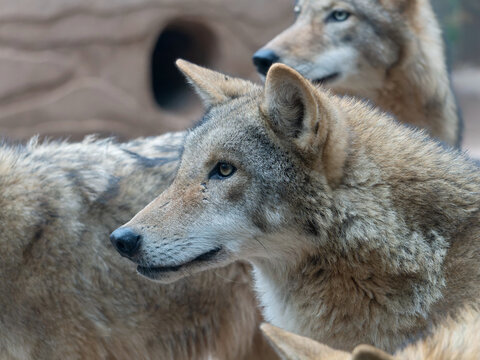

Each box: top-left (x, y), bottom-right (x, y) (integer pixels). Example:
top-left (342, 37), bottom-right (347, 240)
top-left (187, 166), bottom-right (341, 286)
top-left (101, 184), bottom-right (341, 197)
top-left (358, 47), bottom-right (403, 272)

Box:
top-left (0, 132), bottom-right (272, 360)
top-left (116, 61), bottom-right (480, 353)
top-left (261, 307), bottom-right (480, 360)
top-left (253, 0), bottom-right (461, 147)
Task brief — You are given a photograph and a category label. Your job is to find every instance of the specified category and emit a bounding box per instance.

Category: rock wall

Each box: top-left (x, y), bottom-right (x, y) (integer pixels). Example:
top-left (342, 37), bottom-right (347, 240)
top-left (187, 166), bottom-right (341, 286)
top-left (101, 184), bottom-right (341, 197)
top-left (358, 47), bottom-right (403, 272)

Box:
top-left (0, 0), bottom-right (478, 155)
top-left (0, 0), bottom-right (294, 140)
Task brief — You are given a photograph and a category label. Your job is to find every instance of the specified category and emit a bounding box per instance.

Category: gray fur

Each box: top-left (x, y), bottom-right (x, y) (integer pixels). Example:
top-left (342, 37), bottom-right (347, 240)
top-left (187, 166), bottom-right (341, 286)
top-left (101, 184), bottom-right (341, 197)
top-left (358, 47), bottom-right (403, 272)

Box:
top-left (123, 63), bottom-right (480, 353)
top-left (0, 132), bottom-right (268, 360)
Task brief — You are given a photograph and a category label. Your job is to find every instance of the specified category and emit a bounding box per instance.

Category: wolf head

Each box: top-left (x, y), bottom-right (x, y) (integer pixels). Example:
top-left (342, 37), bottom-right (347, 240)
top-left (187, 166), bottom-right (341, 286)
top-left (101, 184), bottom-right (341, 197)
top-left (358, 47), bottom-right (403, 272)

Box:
top-left (112, 60), bottom-right (350, 283)
top-left (253, 0), bottom-right (423, 98)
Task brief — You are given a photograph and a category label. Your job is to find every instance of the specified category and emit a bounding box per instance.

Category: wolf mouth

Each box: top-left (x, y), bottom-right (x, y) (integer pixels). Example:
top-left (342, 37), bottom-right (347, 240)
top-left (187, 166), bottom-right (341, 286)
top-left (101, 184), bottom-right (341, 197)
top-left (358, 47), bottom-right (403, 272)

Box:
top-left (313, 72), bottom-right (340, 84)
top-left (137, 247), bottom-right (222, 278)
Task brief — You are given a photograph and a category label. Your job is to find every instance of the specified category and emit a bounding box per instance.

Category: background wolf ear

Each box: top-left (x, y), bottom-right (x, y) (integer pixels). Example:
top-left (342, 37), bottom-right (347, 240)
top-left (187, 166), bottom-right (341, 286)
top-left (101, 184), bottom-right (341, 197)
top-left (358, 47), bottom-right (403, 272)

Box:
top-left (261, 63), bottom-right (326, 151)
top-left (260, 323), bottom-right (351, 360)
top-left (176, 59), bottom-right (253, 108)
top-left (352, 345), bottom-right (395, 360)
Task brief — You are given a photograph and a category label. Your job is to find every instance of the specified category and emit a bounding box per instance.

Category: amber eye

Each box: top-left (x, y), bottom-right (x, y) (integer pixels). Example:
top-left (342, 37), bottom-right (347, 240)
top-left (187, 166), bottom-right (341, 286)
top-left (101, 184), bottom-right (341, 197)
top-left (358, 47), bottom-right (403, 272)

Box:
top-left (209, 162), bottom-right (236, 180)
top-left (329, 9), bottom-right (350, 22)
top-left (219, 163), bottom-right (234, 177)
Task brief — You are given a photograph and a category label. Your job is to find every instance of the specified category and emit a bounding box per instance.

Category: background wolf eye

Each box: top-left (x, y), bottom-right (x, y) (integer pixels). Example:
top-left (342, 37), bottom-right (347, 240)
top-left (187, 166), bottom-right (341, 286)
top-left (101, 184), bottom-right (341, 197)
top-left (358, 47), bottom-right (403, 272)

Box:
top-left (209, 162), bottom-right (236, 180)
top-left (294, 4), bottom-right (302, 16)
top-left (329, 10), bottom-right (350, 22)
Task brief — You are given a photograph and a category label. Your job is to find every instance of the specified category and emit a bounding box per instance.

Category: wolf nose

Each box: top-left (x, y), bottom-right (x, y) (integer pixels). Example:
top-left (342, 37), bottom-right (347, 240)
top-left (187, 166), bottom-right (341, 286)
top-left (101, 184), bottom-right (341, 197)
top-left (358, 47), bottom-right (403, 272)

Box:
top-left (110, 227), bottom-right (142, 258)
top-left (252, 49), bottom-right (280, 76)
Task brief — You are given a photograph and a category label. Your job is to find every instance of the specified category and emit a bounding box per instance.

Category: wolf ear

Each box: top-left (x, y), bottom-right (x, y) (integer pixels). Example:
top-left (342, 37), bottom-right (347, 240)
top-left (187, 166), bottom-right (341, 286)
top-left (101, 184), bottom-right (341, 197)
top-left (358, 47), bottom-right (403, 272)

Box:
top-left (261, 63), bottom-right (324, 149)
top-left (260, 323), bottom-right (350, 360)
top-left (175, 59), bottom-right (253, 108)
top-left (261, 64), bottom-right (347, 185)
top-left (351, 345), bottom-right (396, 360)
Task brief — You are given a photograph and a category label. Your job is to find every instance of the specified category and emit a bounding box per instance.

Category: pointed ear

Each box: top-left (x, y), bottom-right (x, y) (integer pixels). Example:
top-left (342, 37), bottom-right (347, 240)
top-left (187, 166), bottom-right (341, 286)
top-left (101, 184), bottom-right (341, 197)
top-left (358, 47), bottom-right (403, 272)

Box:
top-left (262, 63), bottom-right (320, 143)
top-left (175, 59), bottom-right (253, 108)
top-left (261, 63), bottom-right (334, 155)
top-left (260, 323), bottom-right (351, 360)
top-left (261, 63), bottom-right (348, 186)
top-left (352, 345), bottom-right (396, 360)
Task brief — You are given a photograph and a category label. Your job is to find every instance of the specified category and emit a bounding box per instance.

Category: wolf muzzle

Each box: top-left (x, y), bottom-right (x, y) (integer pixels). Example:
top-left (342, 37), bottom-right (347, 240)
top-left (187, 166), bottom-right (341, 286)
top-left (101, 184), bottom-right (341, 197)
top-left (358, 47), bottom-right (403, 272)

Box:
top-left (253, 48), bottom-right (280, 76)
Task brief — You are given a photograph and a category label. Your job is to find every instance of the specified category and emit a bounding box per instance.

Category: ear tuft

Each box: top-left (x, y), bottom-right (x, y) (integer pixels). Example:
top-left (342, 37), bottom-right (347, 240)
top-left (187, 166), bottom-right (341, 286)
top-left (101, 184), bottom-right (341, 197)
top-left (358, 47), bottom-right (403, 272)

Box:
top-left (175, 59), bottom-right (254, 108)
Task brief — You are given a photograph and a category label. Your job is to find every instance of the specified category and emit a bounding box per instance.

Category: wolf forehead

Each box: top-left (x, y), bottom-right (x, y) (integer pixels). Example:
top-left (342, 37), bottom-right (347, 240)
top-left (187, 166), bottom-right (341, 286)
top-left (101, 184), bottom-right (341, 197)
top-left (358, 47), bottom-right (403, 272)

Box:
top-left (192, 92), bottom-right (261, 130)
top-left (183, 96), bottom-right (300, 181)
top-left (186, 94), bottom-right (269, 151)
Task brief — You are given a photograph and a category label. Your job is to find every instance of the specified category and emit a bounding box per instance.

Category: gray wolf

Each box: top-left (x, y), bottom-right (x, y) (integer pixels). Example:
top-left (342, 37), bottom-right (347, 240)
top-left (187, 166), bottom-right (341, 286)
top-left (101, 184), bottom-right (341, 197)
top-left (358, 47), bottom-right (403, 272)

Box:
top-left (261, 307), bottom-right (480, 360)
top-left (253, 0), bottom-right (461, 147)
top-left (0, 132), bottom-right (272, 360)
top-left (115, 60), bottom-right (480, 353)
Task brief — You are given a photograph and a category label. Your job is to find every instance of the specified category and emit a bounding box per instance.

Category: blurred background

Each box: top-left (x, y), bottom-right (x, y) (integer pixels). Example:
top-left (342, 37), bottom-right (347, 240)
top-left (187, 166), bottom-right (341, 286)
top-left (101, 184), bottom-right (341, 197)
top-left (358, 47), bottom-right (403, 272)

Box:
top-left (0, 0), bottom-right (478, 153)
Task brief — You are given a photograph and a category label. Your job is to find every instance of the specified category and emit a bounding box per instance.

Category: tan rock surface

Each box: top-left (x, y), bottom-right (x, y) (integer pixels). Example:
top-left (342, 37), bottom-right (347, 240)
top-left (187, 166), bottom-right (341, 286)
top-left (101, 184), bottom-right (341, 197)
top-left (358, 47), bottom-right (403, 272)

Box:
top-left (0, 0), bottom-right (478, 155)
top-left (0, 0), bottom-right (294, 140)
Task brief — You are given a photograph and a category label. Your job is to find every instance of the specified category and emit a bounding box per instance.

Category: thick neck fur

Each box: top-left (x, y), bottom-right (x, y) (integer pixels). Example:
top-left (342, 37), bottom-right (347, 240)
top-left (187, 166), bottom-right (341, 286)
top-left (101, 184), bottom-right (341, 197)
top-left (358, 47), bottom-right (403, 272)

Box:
top-left (379, 1), bottom-right (459, 146)
top-left (252, 98), bottom-right (480, 353)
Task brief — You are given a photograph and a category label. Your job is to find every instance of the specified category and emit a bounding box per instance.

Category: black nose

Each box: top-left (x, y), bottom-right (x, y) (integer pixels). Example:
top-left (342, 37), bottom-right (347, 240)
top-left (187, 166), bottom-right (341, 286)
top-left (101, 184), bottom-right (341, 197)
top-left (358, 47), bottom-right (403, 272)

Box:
top-left (252, 49), bottom-right (280, 76)
top-left (110, 227), bottom-right (142, 258)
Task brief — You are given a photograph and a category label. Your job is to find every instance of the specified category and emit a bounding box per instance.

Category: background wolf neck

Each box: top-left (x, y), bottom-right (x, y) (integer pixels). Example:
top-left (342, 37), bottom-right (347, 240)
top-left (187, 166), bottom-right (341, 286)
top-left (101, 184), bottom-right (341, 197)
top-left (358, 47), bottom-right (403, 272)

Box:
top-left (377, 3), bottom-right (460, 147)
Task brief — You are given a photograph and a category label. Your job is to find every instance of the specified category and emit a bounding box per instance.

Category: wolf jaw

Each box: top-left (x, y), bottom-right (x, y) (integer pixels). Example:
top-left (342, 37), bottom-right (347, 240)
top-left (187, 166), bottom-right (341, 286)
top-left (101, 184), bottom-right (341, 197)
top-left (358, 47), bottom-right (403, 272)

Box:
top-left (118, 60), bottom-right (480, 353)
top-left (136, 246), bottom-right (224, 282)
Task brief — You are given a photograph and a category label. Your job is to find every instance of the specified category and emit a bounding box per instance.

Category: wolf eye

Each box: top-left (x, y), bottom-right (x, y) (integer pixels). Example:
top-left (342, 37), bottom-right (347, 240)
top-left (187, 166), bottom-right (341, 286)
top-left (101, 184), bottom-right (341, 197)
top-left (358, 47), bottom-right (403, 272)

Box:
top-left (294, 4), bottom-right (302, 15)
top-left (209, 162), bottom-right (236, 180)
top-left (329, 10), bottom-right (350, 22)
